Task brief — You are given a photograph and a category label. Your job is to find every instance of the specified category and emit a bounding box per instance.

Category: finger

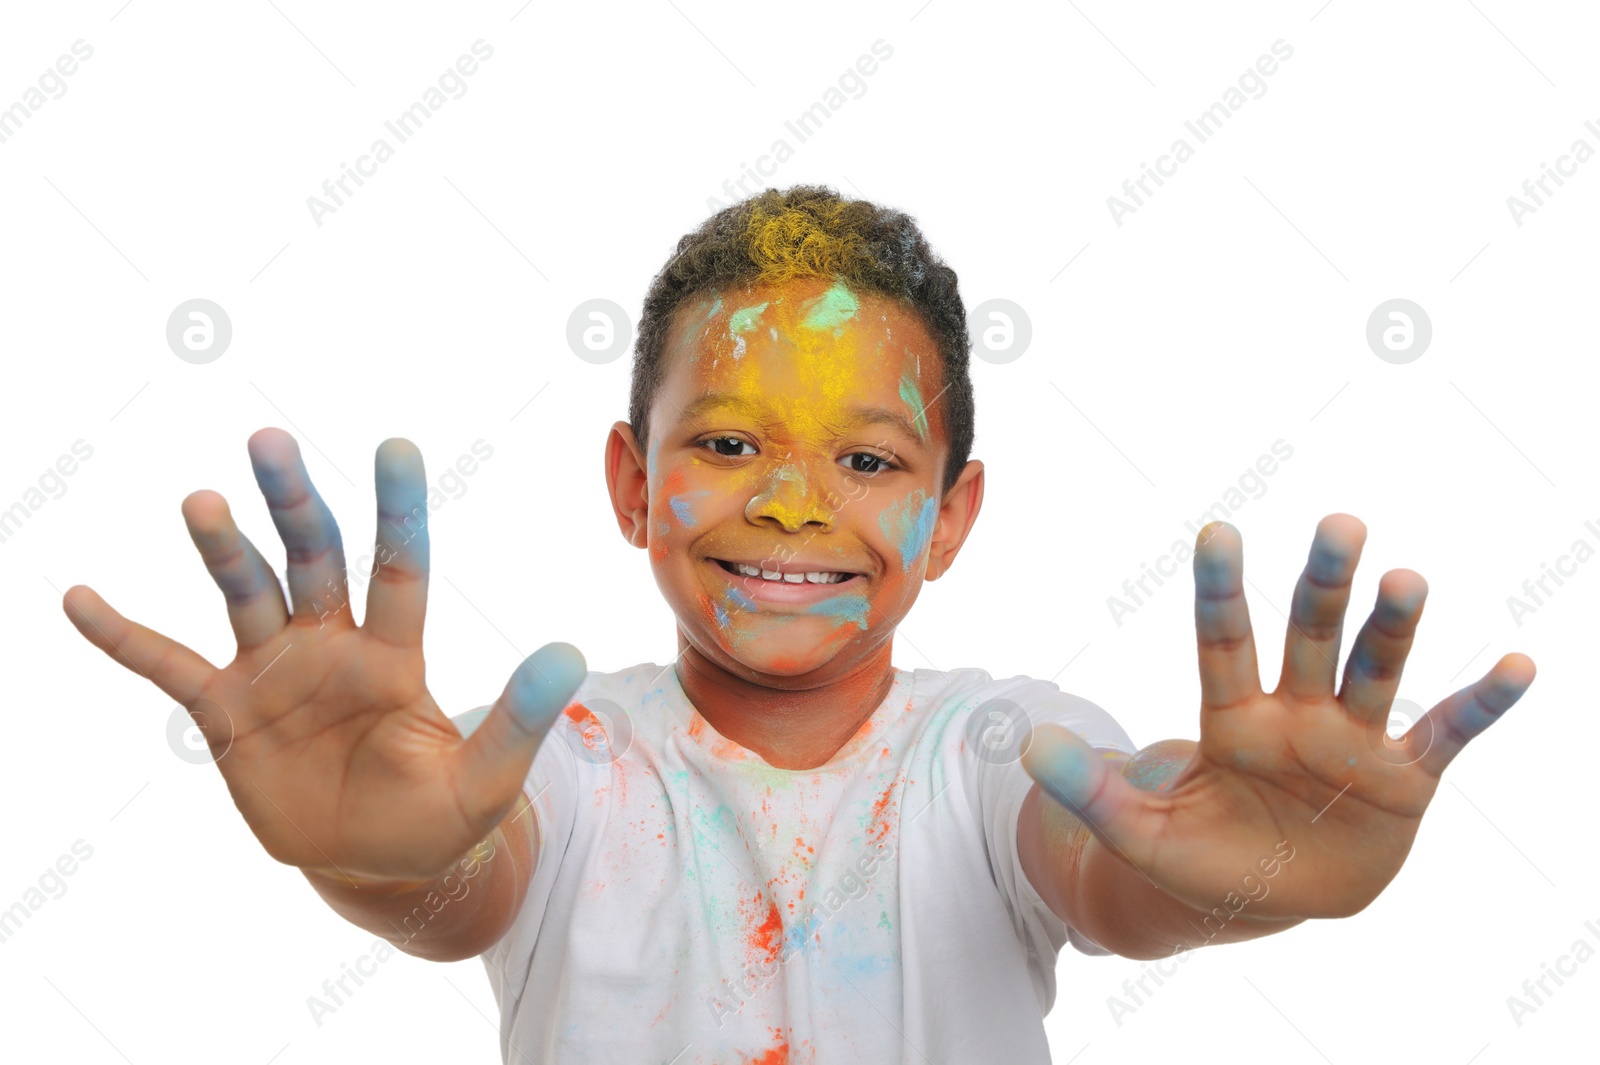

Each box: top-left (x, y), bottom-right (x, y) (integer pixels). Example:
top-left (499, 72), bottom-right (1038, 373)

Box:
top-left (1193, 522), bottom-right (1261, 711)
top-left (181, 490), bottom-right (290, 649)
top-left (363, 438), bottom-right (429, 647)
top-left (247, 428), bottom-right (352, 628)
top-left (62, 585), bottom-right (218, 705)
top-left (451, 643), bottom-right (588, 835)
top-left (1414, 653), bottom-right (1535, 777)
top-left (1277, 514), bottom-right (1366, 702)
top-left (1022, 724), bottom-right (1158, 869)
top-left (1338, 568), bottom-right (1428, 724)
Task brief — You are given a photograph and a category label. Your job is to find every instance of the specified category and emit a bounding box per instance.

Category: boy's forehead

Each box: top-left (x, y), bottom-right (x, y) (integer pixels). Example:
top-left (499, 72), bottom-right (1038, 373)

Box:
top-left (660, 278), bottom-right (941, 403)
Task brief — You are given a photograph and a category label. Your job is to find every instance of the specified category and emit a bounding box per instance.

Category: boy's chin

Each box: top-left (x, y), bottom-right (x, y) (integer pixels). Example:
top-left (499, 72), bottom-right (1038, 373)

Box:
top-left (695, 619), bottom-right (870, 682)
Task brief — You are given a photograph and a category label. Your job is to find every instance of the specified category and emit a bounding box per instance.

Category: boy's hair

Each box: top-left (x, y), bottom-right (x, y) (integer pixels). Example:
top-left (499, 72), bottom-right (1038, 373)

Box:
top-left (629, 184), bottom-right (975, 495)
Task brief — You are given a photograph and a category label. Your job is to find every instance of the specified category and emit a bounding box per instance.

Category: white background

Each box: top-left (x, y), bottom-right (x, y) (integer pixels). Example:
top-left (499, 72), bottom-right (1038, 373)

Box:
top-left (1, 1), bottom-right (1595, 1062)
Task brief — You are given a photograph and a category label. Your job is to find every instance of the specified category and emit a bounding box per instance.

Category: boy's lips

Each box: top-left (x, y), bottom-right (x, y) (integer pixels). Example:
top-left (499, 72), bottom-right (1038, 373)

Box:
top-left (707, 556), bottom-right (867, 604)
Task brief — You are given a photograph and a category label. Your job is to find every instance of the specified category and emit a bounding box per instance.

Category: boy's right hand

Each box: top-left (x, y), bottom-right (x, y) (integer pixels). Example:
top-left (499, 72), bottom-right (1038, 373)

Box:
top-left (62, 428), bottom-right (585, 885)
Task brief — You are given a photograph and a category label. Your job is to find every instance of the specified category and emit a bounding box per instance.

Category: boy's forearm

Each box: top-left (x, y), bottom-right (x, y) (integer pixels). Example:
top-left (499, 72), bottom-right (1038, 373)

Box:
top-left (301, 791), bottom-right (538, 963)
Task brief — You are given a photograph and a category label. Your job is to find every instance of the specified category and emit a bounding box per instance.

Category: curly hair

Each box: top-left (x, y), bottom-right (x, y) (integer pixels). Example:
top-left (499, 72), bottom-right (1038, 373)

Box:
top-left (628, 184), bottom-right (974, 494)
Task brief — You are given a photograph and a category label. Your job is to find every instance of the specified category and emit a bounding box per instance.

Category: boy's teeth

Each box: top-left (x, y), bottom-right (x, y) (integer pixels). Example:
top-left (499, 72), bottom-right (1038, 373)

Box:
top-left (728, 562), bottom-right (849, 584)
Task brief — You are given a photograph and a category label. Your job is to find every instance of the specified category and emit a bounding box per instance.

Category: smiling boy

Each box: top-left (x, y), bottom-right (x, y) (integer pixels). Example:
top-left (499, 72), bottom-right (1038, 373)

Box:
top-left (64, 185), bottom-right (1535, 1063)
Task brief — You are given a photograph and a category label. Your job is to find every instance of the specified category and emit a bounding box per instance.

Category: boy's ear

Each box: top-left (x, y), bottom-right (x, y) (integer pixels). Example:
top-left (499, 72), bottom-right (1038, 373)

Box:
top-left (605, 421), bottom-right (650, 549)
top-left (925, 459), bottom-right (984, 581)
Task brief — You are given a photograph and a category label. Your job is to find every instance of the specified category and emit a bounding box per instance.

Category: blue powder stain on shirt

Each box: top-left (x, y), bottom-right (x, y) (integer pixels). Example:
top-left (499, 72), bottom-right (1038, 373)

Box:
top-left (832, 950), bottom-right (897, 980)
top-left (878, 491), bottom-right (938, 571)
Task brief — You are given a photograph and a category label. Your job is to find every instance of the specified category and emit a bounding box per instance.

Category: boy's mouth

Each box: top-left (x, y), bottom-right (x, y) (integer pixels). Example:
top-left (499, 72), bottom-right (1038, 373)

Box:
top-left (712, 558), bottom-right (862, 585)
top-left (707, 556), bottom-right (868, 605)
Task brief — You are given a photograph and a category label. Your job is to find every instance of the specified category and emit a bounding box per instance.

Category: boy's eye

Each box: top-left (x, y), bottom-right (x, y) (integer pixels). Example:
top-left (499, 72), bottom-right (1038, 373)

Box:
top-left (704, 436), bottom-right (756, 457)
top-left (841, 452), bottom-right (893, 475)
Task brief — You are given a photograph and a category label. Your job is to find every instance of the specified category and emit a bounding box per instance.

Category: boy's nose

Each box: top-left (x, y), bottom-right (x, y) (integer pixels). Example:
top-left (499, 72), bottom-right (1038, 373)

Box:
top-left (745, 461), bottom-right (835, 533)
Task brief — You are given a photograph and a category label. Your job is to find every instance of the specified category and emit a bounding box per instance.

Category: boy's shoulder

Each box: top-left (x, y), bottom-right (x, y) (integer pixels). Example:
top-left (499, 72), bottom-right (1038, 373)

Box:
top-left (899, 664), bottom-right (1136, 756)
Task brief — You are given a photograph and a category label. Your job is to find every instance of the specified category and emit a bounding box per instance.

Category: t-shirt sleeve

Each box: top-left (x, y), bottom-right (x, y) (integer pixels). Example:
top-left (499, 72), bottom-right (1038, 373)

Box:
top-left (973, 682), bottom-right (1138, 965)
top-left (448, 705), bottom-right (581, 1009)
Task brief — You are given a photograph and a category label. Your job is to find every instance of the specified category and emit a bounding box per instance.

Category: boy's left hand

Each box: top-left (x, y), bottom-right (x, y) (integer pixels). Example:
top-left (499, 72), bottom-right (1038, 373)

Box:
top-left (1021, 513), bottom-right (1536, 921)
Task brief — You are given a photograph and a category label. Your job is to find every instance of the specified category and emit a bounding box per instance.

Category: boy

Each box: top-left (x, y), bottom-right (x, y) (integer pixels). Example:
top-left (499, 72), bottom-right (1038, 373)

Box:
top-left (63, 185), bottom-right (1535, 1063)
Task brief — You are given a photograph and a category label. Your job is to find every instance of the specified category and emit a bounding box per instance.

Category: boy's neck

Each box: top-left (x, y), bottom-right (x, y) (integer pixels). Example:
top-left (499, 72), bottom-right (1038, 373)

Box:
top-left (672, 638), bottom-right (898, 771)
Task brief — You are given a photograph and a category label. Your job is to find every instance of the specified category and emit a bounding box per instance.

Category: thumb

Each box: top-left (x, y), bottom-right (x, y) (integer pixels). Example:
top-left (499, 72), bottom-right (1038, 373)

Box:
top-left (453, 642), bottom-right (587, 833)
top-left (1021, 724), bottom-right (1153, 868)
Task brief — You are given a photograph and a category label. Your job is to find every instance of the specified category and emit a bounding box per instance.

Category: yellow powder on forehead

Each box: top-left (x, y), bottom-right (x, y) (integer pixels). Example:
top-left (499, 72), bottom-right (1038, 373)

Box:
top-left (705, 285), bottom-right (869, 443)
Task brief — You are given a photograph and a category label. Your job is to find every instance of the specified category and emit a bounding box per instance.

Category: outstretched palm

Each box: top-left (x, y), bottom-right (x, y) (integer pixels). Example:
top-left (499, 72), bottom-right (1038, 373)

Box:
top-left (1023, 514), bottom-right (1536, 921)
top-left (64, 429), bottom-right (584, 883)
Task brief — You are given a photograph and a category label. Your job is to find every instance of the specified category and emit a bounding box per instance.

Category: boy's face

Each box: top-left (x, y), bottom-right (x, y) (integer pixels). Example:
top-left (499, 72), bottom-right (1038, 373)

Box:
top-left (606, 276), bottom-right (983, 685)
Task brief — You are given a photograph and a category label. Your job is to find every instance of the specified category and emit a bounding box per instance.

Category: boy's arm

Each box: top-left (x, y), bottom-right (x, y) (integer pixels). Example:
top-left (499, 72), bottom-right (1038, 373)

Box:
top-left (1016, 516), bottom-right (1536, 956)
top-left (301, 790), bottom-right (539, 963)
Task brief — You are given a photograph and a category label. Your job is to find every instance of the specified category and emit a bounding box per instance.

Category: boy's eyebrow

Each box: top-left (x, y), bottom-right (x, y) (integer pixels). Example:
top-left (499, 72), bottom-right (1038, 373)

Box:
top-left (676, 393), bottom-right (764, 422)
top-left (677, 393), bottom-right (925, 445)
top-left (847, 405), bottom-right (925, 444)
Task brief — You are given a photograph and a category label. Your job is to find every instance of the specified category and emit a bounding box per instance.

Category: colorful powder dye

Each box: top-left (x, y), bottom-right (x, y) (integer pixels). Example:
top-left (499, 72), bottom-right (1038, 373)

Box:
top-left (729, 301), bottom-right (770, 335)
top-left (897, 375), bottom-right (929, 440)
top-left (749, 465), bottom-right (810, 530)
top-left (801, 281), bottom-right (859, 333)
top-left (805, 593), bottom-right (871, 630)
top-left (669, 490), bottom-right (710, 527)
top-left (878, 491), bottom-right (938, 572)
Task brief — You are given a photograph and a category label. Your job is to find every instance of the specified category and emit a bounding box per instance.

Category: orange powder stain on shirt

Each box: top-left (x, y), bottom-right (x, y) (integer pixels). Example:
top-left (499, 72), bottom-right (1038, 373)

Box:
top-left (563, 703), bottom-right (604, 750)
top-left (563, 703), bottom-right (626, 803)
top-left (742, 1028), bottom-right (790, 1064)
top-left (748, 894), bottom-right (783, 966)
top-left (866, 773), bottom-right (903, 845)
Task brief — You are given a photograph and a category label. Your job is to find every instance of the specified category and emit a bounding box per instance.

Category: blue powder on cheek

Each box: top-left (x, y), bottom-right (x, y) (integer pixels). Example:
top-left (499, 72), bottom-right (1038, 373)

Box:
top-left (669, 490), bottom-right (709, 527)
top-left (878, 492), bottom-right (938, 572)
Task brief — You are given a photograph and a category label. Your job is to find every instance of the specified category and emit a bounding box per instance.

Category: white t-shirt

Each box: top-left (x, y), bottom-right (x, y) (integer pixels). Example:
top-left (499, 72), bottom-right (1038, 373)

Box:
top-left (451, 661), bottom-right (1136, 1064)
